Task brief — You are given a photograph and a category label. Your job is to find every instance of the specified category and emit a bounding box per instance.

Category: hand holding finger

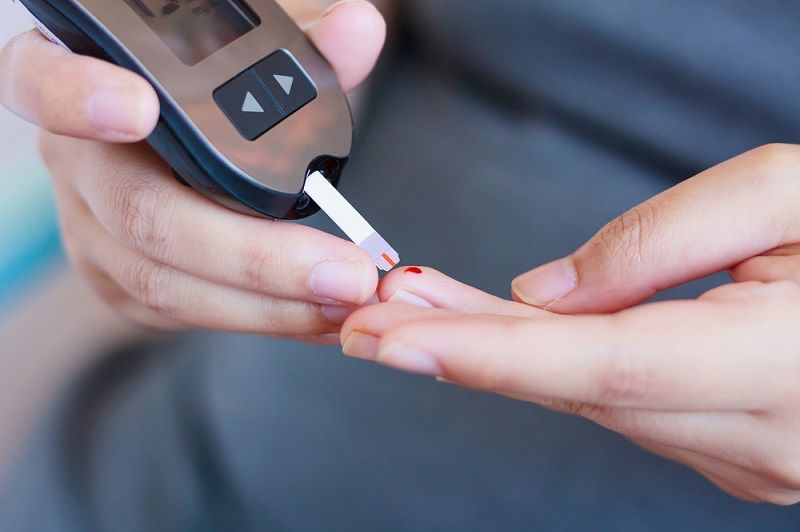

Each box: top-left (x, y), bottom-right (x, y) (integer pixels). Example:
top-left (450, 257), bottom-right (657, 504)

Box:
top-left (364, 283), bottom-right (800, 411)
top-left (351, 282), bottom-right (800, 504)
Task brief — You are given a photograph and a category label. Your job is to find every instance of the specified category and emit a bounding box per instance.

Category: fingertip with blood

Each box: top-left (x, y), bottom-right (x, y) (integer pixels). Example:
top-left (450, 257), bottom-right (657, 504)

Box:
top-left (377, 266), bottom-right (441, 304)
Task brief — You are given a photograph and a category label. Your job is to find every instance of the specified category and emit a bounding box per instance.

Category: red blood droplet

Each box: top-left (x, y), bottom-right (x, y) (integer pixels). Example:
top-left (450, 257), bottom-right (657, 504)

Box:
top-left (404, 267), bottom-right (423, 274)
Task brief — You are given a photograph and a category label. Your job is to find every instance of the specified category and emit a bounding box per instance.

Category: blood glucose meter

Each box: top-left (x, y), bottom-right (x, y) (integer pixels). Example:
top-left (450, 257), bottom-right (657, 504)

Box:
top-left (12, 0), bottom-right (353, 219)
top-left (10, 0), bottom-right (400, 269)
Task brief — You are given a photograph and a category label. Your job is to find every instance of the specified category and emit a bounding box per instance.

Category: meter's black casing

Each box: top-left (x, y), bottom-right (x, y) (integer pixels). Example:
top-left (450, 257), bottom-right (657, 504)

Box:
top-left (18, 0), bottom-right (354, 220)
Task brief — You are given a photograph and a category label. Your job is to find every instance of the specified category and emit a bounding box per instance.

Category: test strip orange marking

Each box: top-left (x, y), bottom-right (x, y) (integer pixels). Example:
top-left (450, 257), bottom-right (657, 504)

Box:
top-left (382, 253), bottom-right (397, 267)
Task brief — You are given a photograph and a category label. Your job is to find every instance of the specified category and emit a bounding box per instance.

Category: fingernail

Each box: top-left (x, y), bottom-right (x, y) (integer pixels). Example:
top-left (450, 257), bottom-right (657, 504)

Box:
top-left (378, 343), bottom-right (441, 377)
top-left (321, 305), bottom-right (356, 325)
top-left (88, 88), bottom-right (147, 138)
top-left (512, 257), bottom-right (577, 307)
top-left (342, 332), bottom-right (380, 360)
top-left (388, 289), bottom-right (434, 308)
top-left (310, 260), bottom-right (369, 304)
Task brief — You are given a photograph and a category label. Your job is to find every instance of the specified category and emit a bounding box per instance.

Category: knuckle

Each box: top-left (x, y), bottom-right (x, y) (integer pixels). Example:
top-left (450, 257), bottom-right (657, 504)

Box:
top-left (126, 258), bottom-right (176, 316)
top-left (112, 177), bottom-right (173, 255)
top-left (597, 203), bottom-right (656, 278)
top-left (241, 229), bottom-right (284, 291)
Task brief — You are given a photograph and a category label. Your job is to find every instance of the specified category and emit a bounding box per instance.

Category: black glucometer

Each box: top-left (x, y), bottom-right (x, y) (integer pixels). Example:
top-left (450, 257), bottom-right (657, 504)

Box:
top-left (12, 0), bottom-right (353, 220)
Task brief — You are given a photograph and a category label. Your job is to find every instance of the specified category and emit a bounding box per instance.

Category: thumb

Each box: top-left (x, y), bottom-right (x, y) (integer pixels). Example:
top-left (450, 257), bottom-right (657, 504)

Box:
top-left (512, 144), bottom-right (800, 313)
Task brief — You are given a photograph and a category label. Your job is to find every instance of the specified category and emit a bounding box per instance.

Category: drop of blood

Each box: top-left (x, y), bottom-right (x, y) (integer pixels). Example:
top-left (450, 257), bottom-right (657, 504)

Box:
top-left (404, 267), bottom-right (423, 274)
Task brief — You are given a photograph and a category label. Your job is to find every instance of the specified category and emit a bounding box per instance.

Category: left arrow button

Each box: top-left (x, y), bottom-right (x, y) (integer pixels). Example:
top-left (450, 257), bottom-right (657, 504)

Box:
top-left (242, 92), bottom-right (265, 113)
top-left (214, 71), bottom-right (283, 141)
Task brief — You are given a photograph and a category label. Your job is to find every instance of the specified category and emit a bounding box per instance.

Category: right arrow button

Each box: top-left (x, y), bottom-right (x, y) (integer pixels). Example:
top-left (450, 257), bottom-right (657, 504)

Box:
top-left (254, 50), bottom-right (317, 119)
top-left (273, 74), bottom-right (294, 95)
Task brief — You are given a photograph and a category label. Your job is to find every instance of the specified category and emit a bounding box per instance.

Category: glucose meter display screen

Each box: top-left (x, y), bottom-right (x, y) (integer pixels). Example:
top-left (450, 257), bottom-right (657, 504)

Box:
top-left (123, 0), bottom-right (261, 65)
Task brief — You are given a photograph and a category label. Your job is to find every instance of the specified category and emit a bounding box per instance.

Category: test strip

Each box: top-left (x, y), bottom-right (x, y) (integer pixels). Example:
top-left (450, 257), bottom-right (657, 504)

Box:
top-left (304, 172), bottom-right (400, 272)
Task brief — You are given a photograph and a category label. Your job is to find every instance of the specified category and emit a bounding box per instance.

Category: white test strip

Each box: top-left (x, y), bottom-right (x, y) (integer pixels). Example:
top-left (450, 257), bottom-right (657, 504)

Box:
top-left (304, 172), bottom-right (400, 272)
top-left (11, 0), bottom-right (69, 50)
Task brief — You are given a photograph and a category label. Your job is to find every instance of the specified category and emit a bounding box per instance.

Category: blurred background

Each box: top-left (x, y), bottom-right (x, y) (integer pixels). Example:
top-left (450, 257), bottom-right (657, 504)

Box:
top-left (0, 9), bottom-right (144, 481)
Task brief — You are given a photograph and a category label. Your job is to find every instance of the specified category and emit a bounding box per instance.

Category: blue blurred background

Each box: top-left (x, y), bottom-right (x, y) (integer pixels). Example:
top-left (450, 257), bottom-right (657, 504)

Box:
top-left (0, 11), bottom-right (60, 309)
top-left (0, 9), bottom-right (143, 481)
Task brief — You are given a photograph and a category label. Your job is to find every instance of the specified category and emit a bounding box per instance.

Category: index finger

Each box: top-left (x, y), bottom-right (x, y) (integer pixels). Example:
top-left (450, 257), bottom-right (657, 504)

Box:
top-left (374, 284), bottom-right (800, 411)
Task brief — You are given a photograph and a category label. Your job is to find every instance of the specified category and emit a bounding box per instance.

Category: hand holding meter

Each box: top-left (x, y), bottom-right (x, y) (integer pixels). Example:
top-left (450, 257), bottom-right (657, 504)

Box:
top-left (11, 0), bottom-right (398, 270)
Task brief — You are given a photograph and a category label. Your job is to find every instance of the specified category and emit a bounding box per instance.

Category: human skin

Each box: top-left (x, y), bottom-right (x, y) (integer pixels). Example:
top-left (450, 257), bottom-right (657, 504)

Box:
top-left (342, 144), bottom-right (800, 504)
top-left (0, 0), bottom-right (386, 342)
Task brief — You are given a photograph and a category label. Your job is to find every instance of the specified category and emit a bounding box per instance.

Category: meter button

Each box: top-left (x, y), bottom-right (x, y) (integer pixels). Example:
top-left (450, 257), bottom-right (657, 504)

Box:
top-left (213, 70), bottom-right (282, 141)
top-left (253, 50), bottom-right (318, 117)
